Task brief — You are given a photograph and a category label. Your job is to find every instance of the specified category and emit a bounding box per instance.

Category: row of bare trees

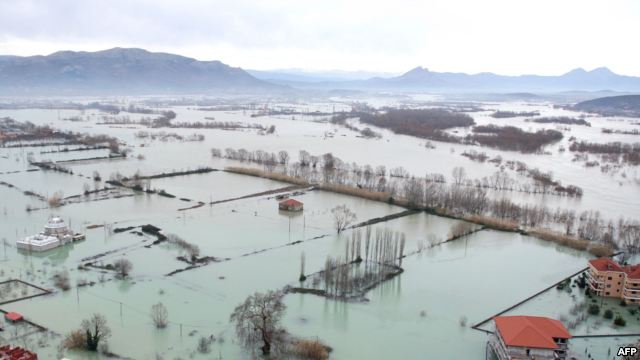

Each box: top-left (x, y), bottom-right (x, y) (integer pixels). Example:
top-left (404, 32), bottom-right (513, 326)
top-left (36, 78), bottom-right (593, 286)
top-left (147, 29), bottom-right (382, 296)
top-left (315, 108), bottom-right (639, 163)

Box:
top-left (321, 228), bottom-right (406, 298)
top-left (217, 147), bottom-right (638, 253)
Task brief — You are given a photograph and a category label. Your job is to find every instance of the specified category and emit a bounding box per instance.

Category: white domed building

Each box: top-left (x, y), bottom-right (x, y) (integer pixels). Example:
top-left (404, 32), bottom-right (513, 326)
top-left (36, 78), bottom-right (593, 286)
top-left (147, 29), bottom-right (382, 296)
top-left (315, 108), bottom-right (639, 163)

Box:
top-left (17, 217), bottom-right (83, 252)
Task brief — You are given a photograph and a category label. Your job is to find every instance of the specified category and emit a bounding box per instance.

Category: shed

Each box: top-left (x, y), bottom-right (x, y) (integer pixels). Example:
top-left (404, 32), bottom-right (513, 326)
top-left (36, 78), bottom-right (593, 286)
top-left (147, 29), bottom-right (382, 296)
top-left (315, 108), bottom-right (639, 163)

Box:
top-left (5, 312), bottom-right (23, 322)
top-left (279, 198), bottom-right (303, 211)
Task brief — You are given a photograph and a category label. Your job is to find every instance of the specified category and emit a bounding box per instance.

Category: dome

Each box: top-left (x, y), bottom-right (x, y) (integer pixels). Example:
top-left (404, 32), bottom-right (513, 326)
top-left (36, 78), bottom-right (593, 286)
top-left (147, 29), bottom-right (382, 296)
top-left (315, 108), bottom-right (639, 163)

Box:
top-left (44, 217), bottom-right (68, 232)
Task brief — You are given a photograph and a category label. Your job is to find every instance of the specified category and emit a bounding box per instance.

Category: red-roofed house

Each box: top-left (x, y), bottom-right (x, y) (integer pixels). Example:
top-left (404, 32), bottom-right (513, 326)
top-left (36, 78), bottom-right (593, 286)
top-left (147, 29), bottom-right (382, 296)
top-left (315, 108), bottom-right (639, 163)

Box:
top-left (0, 345), bottom-right (38, 360)
top-left (4, 312), bottom-right (23, 323)
top-left (587, 258), bottom-right (640, 304)
top-left (278, 199), bottom-right (303, 212)
top-left (489, 316), bottom-right (571, 360)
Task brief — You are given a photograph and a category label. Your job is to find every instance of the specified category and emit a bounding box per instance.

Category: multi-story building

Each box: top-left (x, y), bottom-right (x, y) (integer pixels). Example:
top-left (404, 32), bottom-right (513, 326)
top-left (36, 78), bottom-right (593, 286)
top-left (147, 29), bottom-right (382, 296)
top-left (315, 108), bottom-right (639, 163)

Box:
top-left (587, 258), bottom-right (640, 304)
top-left (488, 315), bottom-right (571, 360)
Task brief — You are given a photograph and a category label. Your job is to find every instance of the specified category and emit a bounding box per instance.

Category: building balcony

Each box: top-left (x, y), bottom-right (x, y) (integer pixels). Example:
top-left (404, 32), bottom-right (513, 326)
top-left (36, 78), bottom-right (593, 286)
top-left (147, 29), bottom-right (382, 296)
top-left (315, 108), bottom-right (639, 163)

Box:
top-left (585, 271), bottom-right (604, 286)
top-left (623, 289), bottom-right (640, 300)
top-left (488, 336), bottom-right (510, 360)
top-left (588, 282), bottom-right (603, 294)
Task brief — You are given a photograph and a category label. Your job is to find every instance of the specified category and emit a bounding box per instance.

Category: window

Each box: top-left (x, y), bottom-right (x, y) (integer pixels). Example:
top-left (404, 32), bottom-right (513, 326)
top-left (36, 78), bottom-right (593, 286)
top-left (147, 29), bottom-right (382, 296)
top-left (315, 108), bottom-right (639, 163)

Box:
top-left (606, 291), bottom-right (610, 295)
top-left (607, 284), bottom-right (611, 288)
top-left (608, 276), bottom-right (613, 280)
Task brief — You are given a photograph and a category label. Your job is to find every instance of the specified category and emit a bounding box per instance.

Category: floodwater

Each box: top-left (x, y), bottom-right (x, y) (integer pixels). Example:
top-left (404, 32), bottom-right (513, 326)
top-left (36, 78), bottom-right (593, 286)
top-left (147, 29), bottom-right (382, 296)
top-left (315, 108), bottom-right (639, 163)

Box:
top-left (1, 97), bottom-right (638, 359)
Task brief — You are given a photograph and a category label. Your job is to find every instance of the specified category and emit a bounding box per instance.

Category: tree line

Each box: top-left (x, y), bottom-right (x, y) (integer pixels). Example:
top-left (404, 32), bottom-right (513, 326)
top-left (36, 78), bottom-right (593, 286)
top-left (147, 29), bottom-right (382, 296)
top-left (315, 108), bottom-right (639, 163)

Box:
top-left (215, 147), bottom-right (637, 254)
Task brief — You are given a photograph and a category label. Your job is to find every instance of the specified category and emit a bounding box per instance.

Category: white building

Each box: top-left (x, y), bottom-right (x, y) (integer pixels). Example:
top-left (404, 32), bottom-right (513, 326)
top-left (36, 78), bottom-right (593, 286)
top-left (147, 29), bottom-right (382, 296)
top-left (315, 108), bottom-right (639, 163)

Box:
top-left (17, 217), bottom-right (83, 252)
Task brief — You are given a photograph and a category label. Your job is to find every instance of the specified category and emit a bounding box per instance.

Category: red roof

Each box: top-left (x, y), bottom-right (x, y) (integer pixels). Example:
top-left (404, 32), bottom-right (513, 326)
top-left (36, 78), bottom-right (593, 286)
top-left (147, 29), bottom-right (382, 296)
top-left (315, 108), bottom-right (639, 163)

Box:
top-left (4, 312), bottom-right (23, 322)
top-left (279, 199), bottom-right (303, 206)
top-left (624, 265), bottom-right (640, 280)
top-left (0, 345), bottom-right (38, 360)
top-left (495, 316), bottom-right (571, 349)
top-left (589, 258), bottom-right (624, 272)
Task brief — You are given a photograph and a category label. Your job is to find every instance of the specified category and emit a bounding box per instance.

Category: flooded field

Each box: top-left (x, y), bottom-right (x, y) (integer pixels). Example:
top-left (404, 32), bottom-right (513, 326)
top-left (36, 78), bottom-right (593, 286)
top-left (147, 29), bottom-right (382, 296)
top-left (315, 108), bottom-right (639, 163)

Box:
top-left (1, 96), bottom-right (638, 359)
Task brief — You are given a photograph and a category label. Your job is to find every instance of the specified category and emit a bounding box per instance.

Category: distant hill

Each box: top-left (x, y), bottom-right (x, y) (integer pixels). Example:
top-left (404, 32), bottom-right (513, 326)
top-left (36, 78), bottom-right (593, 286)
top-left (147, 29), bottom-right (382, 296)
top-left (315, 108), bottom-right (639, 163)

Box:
top-left (247, 69), bottom-right (398, 83)
top-left (572, 95), bottom-right (640, 117)
top-left (359, 67), bottom-right (640, 92)
top-left (0, 48), bottom-right (279, 95)
top-left (2, 47), bottom-right (639, 94)
top-left (270, 66), bottom-right (640, 92)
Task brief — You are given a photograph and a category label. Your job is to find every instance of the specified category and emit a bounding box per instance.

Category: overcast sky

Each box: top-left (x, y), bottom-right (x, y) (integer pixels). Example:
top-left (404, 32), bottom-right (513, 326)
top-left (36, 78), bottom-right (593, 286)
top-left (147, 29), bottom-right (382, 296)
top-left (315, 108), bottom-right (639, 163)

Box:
top-left (0, 0), bottom-right (638, 76)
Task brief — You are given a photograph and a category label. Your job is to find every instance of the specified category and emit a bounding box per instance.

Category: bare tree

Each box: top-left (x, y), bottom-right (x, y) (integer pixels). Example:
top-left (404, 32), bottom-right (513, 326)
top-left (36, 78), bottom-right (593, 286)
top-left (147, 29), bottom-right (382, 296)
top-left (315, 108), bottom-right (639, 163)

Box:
top-left (331, 205), bottom-right (357, 233)
top-left (81, 313), bottom-right (111, 351)
top-left (113, 258), bottom-right (133, 278)
top-left (278, 150), bottom-right (290, 165)
top-left (452, 166), bottom-right (467, 186)
top-left (151, 302), bottom-right (169, 328)
top-left (299, 150), bottom-right (311, 167)
top-left (229, 290), bottom-right (286, 356)
top-left (299, 252), bottom-right (306, 282)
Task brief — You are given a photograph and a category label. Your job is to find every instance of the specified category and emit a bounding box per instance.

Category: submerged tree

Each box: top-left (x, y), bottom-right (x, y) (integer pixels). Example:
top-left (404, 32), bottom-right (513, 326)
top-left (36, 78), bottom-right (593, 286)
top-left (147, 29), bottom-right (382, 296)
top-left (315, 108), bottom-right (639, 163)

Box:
top-left (331, 205), bottom-right (357, 233)
top-left (230, 290), bottom-right (286, 356)
top-left (151, 302), bottom-right (169, 328)
top-left (299, 252), bottom-right (307, 282)
top-left (81, 313), bottom-right (111, 351)
top-left (113, 258), bottom-right (133, 278)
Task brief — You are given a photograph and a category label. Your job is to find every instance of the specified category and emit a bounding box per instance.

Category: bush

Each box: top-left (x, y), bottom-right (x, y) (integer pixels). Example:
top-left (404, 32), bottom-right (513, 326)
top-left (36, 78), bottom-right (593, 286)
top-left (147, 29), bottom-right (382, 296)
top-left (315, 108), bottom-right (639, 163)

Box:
top-left (62, 330), bottom-right (87, 350)
top-left (289, 340), bottom-right (330, 360)
top-left (603, 309), bottom-right (614, 319)
top-left (588, 304), bottom-right (600, 315)
top-left (53, 270), bottom-right (71, 291)
top-left (197, 336), bottom-right (211, 354)
top-left (614, 316), bottom-right (627, 327)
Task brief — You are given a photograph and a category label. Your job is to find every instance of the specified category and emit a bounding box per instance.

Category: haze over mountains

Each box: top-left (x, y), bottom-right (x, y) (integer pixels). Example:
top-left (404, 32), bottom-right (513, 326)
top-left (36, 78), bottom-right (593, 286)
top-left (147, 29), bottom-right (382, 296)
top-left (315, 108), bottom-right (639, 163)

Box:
top-left (1, 48), bottom-right (640, 95)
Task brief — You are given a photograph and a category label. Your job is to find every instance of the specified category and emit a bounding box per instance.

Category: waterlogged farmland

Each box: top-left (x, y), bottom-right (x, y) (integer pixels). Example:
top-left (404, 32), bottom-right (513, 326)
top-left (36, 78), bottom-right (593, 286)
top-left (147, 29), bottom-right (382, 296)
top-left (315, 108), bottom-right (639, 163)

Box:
top-left (1, 96), bottom-right (639, 359)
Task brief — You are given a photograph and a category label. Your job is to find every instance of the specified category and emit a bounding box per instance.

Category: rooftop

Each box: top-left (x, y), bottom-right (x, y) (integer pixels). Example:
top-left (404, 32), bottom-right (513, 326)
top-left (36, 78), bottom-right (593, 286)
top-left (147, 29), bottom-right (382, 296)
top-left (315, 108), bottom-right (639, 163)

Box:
top-left (589, 257), bottom-right (624, 272)
top-left (279, 198), bottom-right (303, 206)
top-left (495, 315), bottom-right (571, 350)
top-left (5, 312), bottom-right (23, 322)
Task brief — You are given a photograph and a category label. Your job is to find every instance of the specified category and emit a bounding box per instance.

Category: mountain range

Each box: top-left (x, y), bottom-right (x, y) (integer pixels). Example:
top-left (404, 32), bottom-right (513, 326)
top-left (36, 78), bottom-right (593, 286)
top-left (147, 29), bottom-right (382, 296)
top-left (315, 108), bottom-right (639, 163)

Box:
top-left (1, 48), bottom-right (640, 95)
top-left (0, 48), bottom-right (276, 95)
top-left (253, 66), bottom-right (640, 92)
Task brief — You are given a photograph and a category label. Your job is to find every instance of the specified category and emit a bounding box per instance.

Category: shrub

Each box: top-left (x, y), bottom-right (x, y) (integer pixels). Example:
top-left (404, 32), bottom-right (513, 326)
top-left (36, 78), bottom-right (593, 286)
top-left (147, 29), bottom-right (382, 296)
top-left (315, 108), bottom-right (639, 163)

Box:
top-left (464, 215), bottom-right (518, 231)
top-left (588, 304), bottom-right (600, 315)
top-left (289, 340), bottom-right (330, 360)
top-left (197, 336), bottom-right (211, 353)
top-left (614, 316), bottom-right (627, 326)
top-left (603, 309), bottom-right (614, 319)
top-left (62, 330), bottom-right (86, 350)
top-left (53, 270), bottom-right (71, 291)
